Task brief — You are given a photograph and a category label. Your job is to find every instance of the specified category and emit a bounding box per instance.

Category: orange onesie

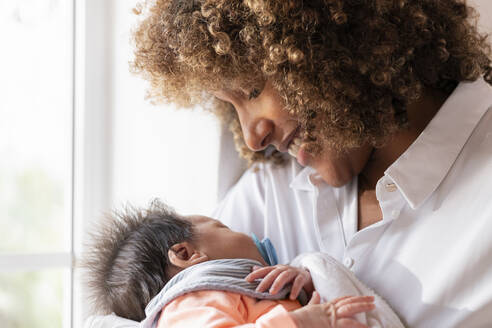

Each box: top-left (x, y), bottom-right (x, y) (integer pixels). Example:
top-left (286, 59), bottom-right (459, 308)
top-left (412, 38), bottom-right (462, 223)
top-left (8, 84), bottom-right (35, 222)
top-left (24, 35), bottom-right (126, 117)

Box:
top-left (157, 290), bottom-right (302, 328)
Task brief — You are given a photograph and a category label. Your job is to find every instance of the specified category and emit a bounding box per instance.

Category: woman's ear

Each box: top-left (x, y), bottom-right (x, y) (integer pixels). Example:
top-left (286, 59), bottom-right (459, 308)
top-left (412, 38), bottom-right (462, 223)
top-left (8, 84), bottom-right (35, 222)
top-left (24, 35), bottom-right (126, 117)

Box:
top-left (168, 242), bottom-right (208, 269)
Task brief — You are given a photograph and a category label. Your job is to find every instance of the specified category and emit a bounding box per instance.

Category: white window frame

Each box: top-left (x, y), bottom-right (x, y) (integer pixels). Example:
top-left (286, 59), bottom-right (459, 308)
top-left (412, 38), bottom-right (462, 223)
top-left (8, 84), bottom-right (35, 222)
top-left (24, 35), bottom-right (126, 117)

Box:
top-left (0, 0), bottom-right (113, 327)
top-left (73, 0), bottom-right (114, 327)
top-left (0, 1), bottom-right (76, 328)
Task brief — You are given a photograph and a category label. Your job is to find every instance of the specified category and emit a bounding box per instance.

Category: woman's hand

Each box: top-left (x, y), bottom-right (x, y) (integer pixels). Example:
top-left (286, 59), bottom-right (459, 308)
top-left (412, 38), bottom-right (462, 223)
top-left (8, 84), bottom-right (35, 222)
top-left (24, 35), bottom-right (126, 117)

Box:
top-left (290, 292), bottom-right (375, 328)
top-left (245, 264), bottom-right (314, 300)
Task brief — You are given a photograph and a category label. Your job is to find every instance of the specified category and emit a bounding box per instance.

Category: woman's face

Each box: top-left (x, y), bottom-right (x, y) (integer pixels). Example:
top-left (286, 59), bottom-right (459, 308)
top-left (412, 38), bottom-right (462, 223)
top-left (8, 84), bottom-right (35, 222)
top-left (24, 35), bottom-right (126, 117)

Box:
top-left (214, 80), bottom-right (373, 187)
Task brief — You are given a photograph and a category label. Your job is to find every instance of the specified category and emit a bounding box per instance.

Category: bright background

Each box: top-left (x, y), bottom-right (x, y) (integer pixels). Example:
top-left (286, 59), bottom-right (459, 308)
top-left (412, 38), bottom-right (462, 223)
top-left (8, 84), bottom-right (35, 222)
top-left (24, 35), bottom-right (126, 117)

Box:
top-left (0, 0), bottom-right (224, 327)
top-left (0, 0), bottom-right (490, 327)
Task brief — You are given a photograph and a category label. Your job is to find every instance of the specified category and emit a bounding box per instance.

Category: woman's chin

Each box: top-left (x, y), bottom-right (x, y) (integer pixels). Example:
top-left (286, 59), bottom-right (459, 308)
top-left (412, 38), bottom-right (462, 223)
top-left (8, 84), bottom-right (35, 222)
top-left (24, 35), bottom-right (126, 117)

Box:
top-left (316, 172), bottom-right (349, 187)
top-left (305, 143), bottom-right (372, 188)
top-left (296, 146), bottom-right (310, 167)
top-left (310, 158), bottom-right (354, 187)
top-left (290, 143), bottom-right (358, 187)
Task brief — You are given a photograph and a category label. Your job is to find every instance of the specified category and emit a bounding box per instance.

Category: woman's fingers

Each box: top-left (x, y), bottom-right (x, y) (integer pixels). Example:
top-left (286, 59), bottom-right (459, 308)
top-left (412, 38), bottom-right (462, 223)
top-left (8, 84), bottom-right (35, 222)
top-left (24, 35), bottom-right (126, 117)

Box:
top-left (324, 295), bottom-right (374, 317)
top-left (336, 301), bottom-right (375, 317)
top-left (335, 296), bottom-right (374, 308)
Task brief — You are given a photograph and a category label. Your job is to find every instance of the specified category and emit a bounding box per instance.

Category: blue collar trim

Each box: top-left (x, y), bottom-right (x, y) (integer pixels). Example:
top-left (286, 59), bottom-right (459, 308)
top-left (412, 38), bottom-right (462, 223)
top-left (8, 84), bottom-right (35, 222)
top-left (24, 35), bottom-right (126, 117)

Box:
top-left (251, 233), bottom-right (279, 266)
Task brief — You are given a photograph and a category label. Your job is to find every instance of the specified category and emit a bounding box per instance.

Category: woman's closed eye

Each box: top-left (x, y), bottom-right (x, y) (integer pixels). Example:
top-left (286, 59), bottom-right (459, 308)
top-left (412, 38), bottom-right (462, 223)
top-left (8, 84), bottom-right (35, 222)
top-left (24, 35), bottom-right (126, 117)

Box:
top-left (248, 88), bottom-right (261, 100)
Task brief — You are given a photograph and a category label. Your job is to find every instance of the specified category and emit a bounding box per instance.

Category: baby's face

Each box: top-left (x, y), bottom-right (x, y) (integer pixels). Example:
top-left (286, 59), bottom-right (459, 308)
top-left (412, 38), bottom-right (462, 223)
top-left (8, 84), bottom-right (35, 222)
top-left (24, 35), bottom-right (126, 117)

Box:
top-left (185, 215), bottom-right (267, 266)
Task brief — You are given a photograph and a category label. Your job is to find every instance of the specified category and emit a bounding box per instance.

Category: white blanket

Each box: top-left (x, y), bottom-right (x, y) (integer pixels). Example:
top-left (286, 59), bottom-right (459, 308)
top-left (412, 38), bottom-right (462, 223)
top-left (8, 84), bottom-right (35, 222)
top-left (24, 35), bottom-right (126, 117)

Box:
top-left (291, 252), bottom-right (405, 328)
top-left (85, 252), bottom-right (404, 328)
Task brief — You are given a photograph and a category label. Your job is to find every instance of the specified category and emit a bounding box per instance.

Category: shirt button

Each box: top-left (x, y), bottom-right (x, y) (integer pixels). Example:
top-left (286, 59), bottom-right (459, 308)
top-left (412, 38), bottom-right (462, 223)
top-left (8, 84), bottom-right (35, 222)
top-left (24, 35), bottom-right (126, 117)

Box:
top-left (385, 182), bottom-right (397, 192)
top-left (343, 257), bottom-right (354, 269)
top-left (391, 210), bottom-right (400, 218)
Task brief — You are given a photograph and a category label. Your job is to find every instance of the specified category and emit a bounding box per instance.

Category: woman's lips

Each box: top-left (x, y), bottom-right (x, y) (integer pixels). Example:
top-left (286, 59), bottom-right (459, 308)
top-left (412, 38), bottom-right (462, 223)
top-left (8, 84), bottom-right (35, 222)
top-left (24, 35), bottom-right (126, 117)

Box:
top-left (287, 135), bottom-right (301, 157)
top-left (279, 125), bottom-right (300, 153)
top-left (287, 129), bottom-right (310, 167)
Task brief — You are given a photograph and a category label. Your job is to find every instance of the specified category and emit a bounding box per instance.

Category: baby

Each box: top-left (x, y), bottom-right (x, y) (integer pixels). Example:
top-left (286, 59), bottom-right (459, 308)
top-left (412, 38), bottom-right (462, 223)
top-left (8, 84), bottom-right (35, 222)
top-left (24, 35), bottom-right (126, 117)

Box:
top-left (82, 200), bottom-right (376, 328)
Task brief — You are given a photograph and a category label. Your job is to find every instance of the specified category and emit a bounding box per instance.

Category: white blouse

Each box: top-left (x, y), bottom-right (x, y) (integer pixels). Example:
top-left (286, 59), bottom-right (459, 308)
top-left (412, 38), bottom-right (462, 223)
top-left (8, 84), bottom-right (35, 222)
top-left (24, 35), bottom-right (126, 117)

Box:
top-left (213, 78), bottom-right (492, 327)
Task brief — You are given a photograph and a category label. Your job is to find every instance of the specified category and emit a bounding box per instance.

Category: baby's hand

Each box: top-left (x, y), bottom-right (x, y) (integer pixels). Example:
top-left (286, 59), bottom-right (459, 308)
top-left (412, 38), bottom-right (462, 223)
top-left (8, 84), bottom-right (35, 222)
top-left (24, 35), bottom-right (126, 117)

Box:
top-left (245, 264), bottom-right (314, 300)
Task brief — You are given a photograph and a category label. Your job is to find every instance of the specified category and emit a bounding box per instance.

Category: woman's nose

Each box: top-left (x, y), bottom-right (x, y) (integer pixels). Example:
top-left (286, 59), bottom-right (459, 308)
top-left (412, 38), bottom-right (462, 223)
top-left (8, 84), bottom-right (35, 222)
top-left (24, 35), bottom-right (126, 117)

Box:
top-left (242, 118), bottom-right (274, 151)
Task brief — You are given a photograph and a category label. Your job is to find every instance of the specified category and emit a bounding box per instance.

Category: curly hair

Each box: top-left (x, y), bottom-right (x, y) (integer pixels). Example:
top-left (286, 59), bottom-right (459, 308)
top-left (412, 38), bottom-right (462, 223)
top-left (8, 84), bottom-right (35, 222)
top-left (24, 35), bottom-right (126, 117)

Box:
top-left (131, 0), bottom-right (491, 164)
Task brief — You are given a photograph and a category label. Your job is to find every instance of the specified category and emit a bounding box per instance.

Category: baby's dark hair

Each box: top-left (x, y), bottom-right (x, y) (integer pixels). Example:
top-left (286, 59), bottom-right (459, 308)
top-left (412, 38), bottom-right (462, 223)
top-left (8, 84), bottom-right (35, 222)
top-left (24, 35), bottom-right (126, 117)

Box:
top-left (81, 200), bottom-right (194, 321)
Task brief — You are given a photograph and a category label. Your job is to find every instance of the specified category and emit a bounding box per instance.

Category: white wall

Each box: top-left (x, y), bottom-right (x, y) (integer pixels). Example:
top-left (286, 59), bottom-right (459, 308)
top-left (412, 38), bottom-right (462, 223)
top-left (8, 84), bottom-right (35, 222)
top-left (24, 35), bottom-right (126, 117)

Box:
top-left (109, 0), bottom-right (220, 216)
top-left (471, 0), bottom-right (492, 34)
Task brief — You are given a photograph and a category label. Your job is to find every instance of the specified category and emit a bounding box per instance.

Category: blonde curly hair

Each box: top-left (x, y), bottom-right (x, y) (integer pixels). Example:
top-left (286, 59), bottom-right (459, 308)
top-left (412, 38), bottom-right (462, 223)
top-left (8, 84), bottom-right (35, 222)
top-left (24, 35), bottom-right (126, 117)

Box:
top-left (131, 0), bottom-right (491, 164)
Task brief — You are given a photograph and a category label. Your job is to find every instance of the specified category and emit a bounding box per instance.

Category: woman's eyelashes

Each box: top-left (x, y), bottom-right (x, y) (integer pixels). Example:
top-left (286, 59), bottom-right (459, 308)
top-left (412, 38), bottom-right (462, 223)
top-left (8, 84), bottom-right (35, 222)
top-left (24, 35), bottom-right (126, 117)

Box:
top-left (248, 88), bottom-right (261, 100)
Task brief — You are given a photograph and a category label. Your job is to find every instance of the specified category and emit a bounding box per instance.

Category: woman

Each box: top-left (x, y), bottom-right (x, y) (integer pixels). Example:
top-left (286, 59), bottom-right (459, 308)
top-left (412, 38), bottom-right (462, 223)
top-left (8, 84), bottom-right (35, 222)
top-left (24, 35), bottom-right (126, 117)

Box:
top-left (122, 0), bottom-right (492, 326)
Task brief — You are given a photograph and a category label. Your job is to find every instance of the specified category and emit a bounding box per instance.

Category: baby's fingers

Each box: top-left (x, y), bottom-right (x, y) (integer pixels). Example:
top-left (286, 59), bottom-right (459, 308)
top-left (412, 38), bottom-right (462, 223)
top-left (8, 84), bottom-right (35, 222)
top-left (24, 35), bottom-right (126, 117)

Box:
top-left (270, 270), bottom-right (297, 294)
top-left (255, 267), bottom-right (285, 292)
top-left (245, 266), bottom-right (275, 282)
top-left (289, 274), bottom-right (307, 300)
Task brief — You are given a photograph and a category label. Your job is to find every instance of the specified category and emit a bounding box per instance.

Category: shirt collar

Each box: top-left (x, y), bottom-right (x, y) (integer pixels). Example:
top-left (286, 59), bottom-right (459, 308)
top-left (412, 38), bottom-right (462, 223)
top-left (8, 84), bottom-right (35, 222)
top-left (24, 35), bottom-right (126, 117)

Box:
top-left (385, 78), bottom-right (492, 209)
top-left (290, 164), bottom-right (317, 191)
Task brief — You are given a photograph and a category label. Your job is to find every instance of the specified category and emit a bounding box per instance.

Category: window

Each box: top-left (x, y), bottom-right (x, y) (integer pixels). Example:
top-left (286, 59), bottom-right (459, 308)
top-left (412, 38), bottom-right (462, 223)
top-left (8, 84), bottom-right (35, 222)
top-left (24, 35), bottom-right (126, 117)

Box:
top-left (0, 1), bottom-right (75, 327)
top-left (74, 0), bottom-right (221, 325)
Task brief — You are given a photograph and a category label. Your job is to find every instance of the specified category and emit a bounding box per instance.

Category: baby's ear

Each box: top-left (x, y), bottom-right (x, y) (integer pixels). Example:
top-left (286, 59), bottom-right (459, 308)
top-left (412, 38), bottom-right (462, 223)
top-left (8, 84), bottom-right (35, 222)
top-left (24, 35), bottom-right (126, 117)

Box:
top-left (168, 242), bottom-right (208, 269)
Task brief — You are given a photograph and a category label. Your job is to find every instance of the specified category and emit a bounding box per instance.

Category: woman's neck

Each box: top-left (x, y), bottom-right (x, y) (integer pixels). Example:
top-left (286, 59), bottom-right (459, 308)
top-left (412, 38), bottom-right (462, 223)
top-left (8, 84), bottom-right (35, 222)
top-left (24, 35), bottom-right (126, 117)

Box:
top-left (359, 87), bottom-right (450, 191)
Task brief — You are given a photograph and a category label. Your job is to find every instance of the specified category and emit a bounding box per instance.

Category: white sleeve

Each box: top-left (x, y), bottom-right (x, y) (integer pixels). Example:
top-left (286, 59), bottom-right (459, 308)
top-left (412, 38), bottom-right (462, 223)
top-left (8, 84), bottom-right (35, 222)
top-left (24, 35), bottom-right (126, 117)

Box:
top-left (212, 163), bottom-right (267, 238)
top-left (291, 253), bottom-right (405, 328)
top-left (83, 314), bottom-right (139, 328)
